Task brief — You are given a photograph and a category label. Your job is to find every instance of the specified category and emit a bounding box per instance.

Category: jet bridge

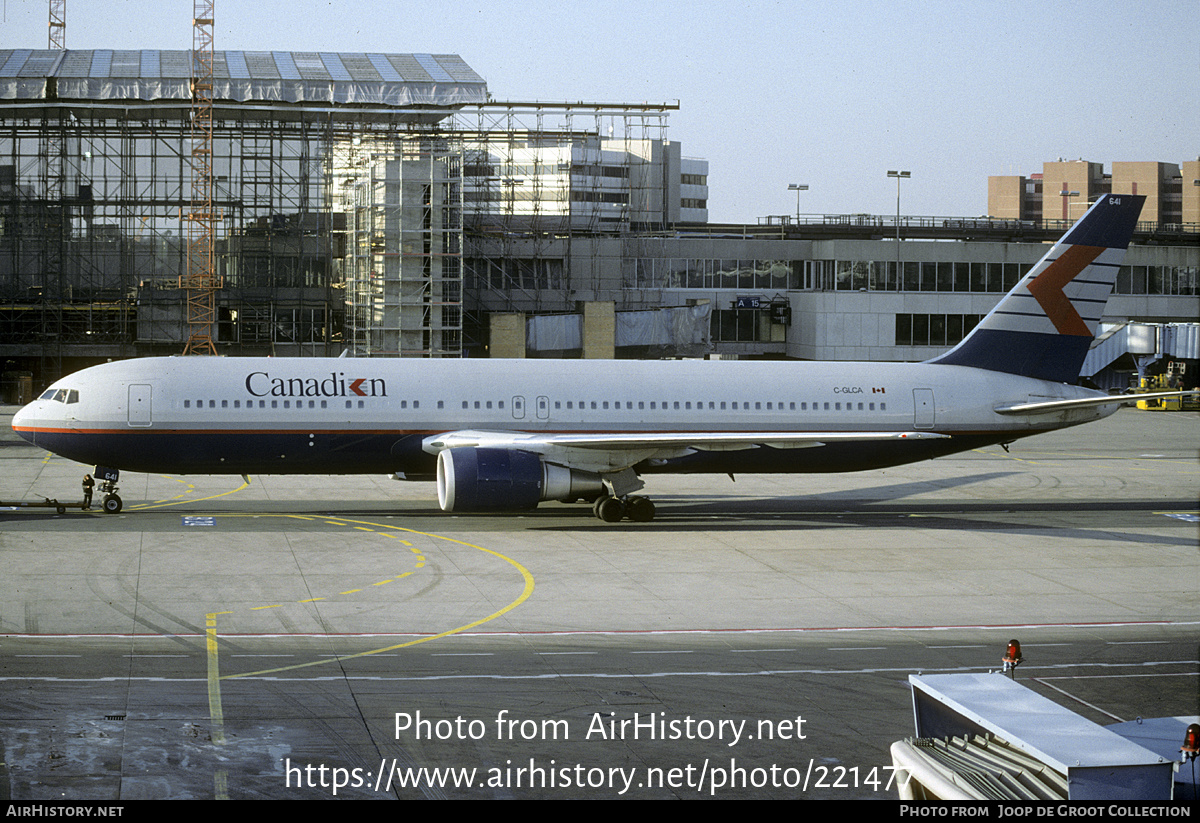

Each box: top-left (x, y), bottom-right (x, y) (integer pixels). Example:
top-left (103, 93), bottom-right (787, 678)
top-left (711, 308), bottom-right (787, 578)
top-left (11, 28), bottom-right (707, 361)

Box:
top-left (891, 673), bottom-right (1183, 801)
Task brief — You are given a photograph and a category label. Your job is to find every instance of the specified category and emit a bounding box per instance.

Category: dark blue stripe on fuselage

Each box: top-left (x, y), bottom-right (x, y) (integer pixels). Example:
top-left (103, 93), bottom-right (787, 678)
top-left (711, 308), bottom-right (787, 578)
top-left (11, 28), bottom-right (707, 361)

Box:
top-left (26, 429), bottom-right (434, 475)
top-left (642, 432), bottom-right (1028, 474)
top-left (27, 428), bottom-right (1028, 478)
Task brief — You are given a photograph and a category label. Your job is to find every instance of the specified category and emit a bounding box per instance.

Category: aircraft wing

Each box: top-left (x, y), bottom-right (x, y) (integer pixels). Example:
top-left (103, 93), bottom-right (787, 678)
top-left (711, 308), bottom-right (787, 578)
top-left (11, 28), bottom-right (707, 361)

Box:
top-left (423, 429), bottom-right (949, 473)
top-left (994, 390), bottom-right (1199, 415)
top-left (535, 430), bottom-right (946, 449)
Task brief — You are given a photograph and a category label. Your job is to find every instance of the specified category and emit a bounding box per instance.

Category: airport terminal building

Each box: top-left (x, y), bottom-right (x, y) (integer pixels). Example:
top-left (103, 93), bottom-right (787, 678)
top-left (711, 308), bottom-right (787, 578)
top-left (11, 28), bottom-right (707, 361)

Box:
top-left (1, 49), bottom-right (1196, 395)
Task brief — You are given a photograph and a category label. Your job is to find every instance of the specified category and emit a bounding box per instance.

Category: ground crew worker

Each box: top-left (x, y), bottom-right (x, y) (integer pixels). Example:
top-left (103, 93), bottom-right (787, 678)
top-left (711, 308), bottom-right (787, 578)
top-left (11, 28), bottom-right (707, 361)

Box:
top-left (82, 474), bottom-right (94, 510)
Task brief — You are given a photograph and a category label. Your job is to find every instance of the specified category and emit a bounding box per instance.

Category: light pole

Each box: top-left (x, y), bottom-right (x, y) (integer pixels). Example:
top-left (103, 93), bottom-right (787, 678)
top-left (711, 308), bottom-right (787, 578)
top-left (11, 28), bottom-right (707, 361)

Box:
top-left (887, 170), bottom-right (910, 287)
top-left (788, 183), bottom-right (808, 223)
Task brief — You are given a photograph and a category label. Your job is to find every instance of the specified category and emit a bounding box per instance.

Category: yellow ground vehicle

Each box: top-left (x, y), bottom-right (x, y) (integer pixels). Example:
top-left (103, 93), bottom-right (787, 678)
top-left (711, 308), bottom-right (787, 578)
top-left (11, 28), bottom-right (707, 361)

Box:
top-left (1136, 362), bottom-right (1198, 410)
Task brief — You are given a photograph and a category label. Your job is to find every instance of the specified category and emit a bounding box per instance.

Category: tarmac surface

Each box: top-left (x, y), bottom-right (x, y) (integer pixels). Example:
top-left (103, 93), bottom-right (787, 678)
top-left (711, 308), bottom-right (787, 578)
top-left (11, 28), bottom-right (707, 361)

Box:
top-left (0, 406), bottom-right (1196, 799)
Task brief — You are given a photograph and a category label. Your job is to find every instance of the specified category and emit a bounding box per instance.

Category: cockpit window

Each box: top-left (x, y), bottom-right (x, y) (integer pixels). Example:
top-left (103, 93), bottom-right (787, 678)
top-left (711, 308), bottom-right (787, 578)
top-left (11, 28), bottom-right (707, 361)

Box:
top-left (39, 388), bottom-right (79, 403)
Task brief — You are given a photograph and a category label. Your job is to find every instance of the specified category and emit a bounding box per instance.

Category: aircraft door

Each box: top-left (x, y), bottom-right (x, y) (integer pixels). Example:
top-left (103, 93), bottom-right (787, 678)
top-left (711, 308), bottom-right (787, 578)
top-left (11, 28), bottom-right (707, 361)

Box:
top-left (511, 395), bottom-right (525, 420)
top-left (536, 396), bottom-right (549, 420)
top-left (912, 388), bottom-right (935, 429)
top-left (128, 384), bottom-right (152, 427)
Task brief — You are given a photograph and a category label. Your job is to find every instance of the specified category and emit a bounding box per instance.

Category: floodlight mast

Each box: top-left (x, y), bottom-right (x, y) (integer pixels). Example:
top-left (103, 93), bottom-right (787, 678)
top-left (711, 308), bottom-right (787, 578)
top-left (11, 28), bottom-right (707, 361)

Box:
top-left (887, 171), bottom-right (911, 283)
top-left (788, 183), bottom-right (808, 223)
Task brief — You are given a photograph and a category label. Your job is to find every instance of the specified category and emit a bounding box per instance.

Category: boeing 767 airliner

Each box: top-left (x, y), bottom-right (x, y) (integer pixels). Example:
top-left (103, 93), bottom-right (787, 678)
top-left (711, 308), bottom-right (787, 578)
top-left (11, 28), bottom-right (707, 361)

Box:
top-left (13, 194), bottom-right (1183, 521)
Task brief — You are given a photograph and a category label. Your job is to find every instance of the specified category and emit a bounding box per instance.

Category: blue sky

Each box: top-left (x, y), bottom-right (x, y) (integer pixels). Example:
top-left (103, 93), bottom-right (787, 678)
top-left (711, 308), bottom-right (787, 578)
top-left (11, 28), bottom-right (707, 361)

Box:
top-left (2, 0), bottom-right (1196, 221)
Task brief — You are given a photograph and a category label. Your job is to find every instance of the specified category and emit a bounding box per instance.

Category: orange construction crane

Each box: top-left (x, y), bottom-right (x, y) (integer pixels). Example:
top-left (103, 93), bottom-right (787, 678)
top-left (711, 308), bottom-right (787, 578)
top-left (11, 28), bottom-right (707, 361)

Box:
top-left (48, 0), bottom-right (66, 49)
top-left (181, 0), bottom-right (220, 356)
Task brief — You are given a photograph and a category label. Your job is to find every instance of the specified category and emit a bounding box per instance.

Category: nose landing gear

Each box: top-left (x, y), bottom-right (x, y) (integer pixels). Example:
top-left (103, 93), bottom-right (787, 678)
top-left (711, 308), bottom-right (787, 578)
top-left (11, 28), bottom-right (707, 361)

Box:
top-left (96, 468), bottom-right (122, 514)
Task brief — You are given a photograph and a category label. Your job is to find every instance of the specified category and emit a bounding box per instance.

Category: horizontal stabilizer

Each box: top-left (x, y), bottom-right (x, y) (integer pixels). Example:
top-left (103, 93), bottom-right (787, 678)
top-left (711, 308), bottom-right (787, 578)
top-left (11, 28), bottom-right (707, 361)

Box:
top-left (994, 390), bottom-right (1198, 415)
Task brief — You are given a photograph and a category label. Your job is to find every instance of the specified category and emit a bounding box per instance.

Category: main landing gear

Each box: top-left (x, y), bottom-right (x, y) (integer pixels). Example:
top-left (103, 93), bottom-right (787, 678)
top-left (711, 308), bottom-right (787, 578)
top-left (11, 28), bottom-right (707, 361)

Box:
top-left (592, 494), bottom-right (656, 523)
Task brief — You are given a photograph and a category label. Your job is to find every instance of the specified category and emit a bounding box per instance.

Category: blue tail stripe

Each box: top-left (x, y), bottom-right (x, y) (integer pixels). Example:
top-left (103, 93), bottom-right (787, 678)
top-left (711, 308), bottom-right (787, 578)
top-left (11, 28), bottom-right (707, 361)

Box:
top-left (933, 329), bottom-right (1093, 383)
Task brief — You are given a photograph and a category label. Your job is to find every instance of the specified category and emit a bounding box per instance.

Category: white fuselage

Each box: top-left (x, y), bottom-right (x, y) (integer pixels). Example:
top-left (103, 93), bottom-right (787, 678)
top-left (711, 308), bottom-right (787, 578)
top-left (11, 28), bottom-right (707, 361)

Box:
top-left (13, 356), bottom-right (1112, 477)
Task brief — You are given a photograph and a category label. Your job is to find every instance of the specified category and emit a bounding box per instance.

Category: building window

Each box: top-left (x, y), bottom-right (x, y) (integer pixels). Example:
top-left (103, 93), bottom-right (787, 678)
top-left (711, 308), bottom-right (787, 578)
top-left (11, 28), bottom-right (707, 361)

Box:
top-left (896, 314), bottom-right (984, 346)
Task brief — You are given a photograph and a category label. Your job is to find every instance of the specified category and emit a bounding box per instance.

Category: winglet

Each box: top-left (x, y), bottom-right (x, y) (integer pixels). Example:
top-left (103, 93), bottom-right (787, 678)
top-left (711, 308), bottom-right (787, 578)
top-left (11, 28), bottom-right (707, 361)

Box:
top-left (927, 195), bottom-right (1145, 383)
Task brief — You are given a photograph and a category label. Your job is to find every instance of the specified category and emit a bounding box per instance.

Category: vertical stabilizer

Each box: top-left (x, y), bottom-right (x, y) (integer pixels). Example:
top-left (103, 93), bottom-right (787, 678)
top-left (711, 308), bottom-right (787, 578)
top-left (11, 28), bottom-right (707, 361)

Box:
top-left (928, 194), bottom-right (1144, 383)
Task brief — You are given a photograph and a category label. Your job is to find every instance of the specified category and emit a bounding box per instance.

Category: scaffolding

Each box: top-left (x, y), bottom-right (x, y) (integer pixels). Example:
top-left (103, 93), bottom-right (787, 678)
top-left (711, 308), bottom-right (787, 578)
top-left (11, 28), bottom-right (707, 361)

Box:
top-left (449, 102), bottom-right (676, 346)
top-left (0, 48), bottom-right (683, 383)
top-left (344, 137), bottom-right (463, 357)
top-left (0, 103), bottom-right (339, 377)
top-left (0, 48), bottom-right (483, 383)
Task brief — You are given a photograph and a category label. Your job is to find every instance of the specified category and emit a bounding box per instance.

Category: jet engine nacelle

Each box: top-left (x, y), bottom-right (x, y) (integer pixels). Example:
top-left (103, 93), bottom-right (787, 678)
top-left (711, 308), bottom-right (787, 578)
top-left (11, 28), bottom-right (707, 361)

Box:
top-left (436, 447), bottom-right (604, 512)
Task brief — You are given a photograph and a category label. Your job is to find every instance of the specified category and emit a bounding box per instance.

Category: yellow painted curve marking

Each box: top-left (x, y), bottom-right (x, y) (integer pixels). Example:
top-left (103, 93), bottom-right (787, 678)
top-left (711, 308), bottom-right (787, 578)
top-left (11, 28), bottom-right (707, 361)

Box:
top-left (198, 512), bottom-right (534, 800)
top-left (187, 512), bottom-right (535, 675)
top-left (141, 474), bottom-right (197, 505)
top-left (131, 477), bottom-right (252, 510)
top-left (215, 518), bottom-right (535, 679)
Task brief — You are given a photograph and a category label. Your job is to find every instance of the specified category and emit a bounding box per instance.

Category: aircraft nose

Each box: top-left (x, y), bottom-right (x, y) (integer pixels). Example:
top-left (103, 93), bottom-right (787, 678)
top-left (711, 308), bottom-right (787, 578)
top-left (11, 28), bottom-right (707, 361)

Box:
top-left (11, 402), bottom-right (38, 446)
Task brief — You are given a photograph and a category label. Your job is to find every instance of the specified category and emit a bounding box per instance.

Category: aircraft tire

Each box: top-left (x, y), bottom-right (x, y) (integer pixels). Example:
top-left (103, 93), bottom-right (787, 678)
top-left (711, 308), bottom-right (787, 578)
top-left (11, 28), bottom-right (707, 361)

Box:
top-left (627, 496), bottom-right (655, 522)
top-left (102, 494), bottom-right (122, 514)
top-left (596, 496), bottom-right (625, 523)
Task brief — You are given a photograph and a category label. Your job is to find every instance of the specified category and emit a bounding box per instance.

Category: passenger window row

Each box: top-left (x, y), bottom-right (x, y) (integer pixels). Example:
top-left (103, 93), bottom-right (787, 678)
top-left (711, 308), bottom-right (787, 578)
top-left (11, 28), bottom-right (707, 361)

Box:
top-left (450, 399), bottom-right (888, 412)
top-left (182, 398), bottom-right (393, 410)
top-left (543, 399), bottom-right (888, 412)
top-left (180, 398), bottom-right (888, 413)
